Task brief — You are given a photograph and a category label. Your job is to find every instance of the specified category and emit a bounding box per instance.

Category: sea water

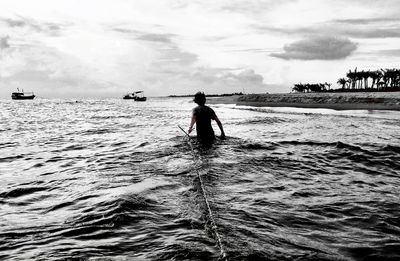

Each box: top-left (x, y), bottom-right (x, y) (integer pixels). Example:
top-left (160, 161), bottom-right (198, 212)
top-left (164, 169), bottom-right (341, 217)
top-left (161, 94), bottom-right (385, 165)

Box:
top-left (1, 97), bottom-right (399, 260)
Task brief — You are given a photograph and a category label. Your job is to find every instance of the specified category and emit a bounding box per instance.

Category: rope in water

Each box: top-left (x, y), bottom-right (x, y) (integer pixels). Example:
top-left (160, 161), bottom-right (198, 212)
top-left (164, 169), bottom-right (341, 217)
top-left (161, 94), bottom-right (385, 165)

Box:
top-left (178, 126), bottom-right (227, 260)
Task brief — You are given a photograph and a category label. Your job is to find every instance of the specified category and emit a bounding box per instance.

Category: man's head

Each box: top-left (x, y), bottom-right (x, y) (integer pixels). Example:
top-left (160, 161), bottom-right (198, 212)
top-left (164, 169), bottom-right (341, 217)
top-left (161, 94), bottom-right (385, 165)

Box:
top-left (193, 91), bottom-right (206, 105)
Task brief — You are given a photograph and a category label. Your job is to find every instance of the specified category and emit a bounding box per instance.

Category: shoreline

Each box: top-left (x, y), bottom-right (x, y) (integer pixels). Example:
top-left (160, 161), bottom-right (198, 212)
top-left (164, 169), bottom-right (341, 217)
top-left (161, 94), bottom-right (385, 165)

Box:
top-left (208, 92), bottom-right (400, 111)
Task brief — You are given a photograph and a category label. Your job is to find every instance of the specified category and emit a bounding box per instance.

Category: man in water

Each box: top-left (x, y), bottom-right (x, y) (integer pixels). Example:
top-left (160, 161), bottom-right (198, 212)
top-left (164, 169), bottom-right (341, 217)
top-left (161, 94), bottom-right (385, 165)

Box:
top-left (188, 92), bottom-right (225, 145)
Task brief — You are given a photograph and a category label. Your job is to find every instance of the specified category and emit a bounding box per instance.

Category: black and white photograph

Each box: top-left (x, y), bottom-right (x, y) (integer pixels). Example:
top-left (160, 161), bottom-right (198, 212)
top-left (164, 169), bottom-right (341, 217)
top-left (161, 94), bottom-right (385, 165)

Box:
top-left (1, 0), bottom-right (399, 260)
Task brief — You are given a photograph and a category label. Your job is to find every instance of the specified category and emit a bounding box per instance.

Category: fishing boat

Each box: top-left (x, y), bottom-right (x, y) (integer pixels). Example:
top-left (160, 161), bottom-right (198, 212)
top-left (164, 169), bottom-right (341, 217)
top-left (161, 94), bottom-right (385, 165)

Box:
top-left (123, 91), bottom-right (147, 101)
top-left (11, 89), bottom-right (35, 100)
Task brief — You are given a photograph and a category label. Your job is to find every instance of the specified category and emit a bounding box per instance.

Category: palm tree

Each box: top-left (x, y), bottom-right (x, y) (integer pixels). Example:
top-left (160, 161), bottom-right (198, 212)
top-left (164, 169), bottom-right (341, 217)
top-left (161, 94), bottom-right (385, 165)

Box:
top-left (363, 70), bottom-right (370, 89)
top-left (355, 71), bottom-right (363, 89)
top-left (380, 69), bottom-right (389, 88)
top-left (337, 78), bottom-right (348, 89)
top-left (385, 68), bottom-right (400, 87)
top-left (346, 68), bottom-right (357, 89)
top-left (370, 70), bottom-right (382, 89)
top-left (324, 82), bottom-right (331, 91)
top-left (292, 83), bottom-right (305, 93)
top-left (395, 69), bottom-right (400, 87)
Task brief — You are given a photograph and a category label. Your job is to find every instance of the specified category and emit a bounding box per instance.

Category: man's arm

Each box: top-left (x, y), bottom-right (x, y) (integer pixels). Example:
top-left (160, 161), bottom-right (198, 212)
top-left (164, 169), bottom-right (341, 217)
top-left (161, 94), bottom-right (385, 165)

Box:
top-left (188, 114), bottom-right (196, 134)
top-left (214, 115), bottom-right (225, 139)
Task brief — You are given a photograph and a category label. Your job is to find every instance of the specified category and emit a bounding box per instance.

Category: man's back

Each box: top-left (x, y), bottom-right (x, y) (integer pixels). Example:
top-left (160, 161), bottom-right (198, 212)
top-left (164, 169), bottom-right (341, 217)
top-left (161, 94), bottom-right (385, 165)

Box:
top-left (188, 92), bottom-right (225, 145)
top-left (193, 105), bottom-right (216, 144)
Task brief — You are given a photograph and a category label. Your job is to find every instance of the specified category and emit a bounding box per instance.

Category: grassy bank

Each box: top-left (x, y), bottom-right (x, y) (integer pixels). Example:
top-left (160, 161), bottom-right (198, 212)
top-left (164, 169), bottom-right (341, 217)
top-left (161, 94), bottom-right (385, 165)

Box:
top-left (208, 92), bottom-right (400, 111)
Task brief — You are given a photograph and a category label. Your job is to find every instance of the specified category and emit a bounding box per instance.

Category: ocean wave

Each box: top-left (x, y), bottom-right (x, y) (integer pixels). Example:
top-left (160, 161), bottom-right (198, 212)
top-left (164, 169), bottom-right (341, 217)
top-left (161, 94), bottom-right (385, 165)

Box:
top-left (0, 186), bottom-right (49, 199)
top-left (1, 98), bottom-right (399, 260)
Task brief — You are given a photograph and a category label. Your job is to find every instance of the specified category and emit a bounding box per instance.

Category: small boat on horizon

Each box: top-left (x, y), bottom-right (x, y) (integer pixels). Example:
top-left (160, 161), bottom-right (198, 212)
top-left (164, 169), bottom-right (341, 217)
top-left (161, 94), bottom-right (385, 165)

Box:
top-left (123, 91), bottom-right (147, 101)
top-left (11, 88), bottom-right (35, 100)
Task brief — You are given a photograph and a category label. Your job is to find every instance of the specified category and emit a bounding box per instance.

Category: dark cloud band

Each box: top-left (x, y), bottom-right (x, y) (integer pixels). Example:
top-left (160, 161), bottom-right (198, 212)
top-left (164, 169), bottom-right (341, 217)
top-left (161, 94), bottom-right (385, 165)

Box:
top-left (271, 36), bottom-right (357, 60)
top-left (0, 36), bottom-right (10, 50)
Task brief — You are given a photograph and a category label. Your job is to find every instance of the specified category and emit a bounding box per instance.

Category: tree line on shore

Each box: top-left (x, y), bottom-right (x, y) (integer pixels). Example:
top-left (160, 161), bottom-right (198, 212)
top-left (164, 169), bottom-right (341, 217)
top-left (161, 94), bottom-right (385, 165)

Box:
top-left (168, 92), bottom-right (244, 97)
top-left (292, 83), bottom-right (332, 93)
top-left (293, 68), bottom-right (400, 93)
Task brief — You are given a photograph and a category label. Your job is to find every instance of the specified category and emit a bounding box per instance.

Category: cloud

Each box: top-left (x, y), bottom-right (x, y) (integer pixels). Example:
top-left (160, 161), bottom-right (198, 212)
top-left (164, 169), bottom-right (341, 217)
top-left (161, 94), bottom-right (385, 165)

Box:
top-left (349, 28), bottom-right (400, 39)
top-left (112, 25), bottom-right (268, 94)
top-left (152, 67), bottom-right (269, 95)
top-left (0, 36), bottom-right (10, 49)
top-left (168, 0), bottom-right (296, 12)
top-left (139, 40), bottom-right (269, 95)
top-left (255, 17), bottom-right (400, 39)
top-left (327, 18), bottom-right (400, 38)
top-left (332, 18), bottom-right (400, 25)
top-left (271, 36), bottom-right (357, 60)
top-left (0, 17), bottom-right (64, 36)
top-left (7, 0), bottom-right (398, 97)
top-left (220, 0), bottom-right (297, 14)
top-left (112, 27), bottom-right (175, 43)
top-left (226, 69), bottom-right (264, 83)
top-left (191, 68), bottom-right (264, 86)
top-left (2, 18), bottom-right (27, 27)
top-left (137, 33), bottom-right (175, 43)
top-left (377, 49), bottom-right (400, 57)
top-left (0, 18), bottom-right (269, 97)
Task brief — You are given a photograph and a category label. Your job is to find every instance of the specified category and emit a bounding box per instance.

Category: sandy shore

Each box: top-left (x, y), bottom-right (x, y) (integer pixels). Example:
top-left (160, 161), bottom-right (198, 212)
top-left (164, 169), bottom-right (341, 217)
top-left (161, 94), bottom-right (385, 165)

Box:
top-left (208, 92), bottom-right (400, 111)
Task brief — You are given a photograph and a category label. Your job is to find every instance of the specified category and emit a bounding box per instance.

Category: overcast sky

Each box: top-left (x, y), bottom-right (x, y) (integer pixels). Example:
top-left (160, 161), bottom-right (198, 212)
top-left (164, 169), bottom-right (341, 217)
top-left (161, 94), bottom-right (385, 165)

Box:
top-left (1, 0), bottom-right (400, 98)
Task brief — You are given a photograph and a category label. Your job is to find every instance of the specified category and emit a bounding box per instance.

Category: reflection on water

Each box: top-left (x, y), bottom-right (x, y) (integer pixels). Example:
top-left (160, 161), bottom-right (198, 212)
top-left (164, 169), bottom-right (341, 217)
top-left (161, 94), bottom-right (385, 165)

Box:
top-left (0, 98), bottom-right (400, 260)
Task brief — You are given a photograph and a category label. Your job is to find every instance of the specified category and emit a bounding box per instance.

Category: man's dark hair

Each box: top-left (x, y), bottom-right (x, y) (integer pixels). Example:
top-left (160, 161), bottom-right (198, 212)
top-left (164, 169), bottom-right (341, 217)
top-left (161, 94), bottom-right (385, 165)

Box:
top-left (193, 92), bottom-right (206, 105)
